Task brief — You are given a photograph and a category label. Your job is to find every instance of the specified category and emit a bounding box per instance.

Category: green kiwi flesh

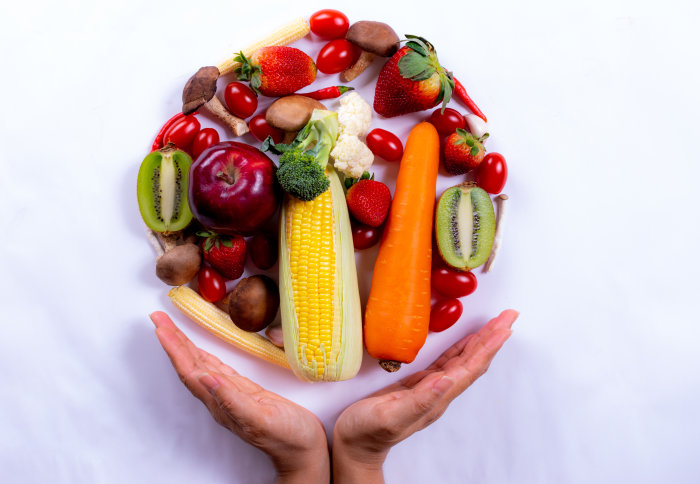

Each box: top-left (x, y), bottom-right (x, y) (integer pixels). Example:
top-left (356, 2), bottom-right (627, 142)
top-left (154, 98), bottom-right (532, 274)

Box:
top-left (435, 183), bottom-right (495, 270)
top-left (137, 147), bottom-right (193, 233)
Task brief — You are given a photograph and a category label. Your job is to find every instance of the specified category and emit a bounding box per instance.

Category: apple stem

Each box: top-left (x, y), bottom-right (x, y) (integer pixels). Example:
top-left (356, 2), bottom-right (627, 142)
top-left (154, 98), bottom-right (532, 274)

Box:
top-left (216, 170), bottom-right (236, 185)
top-left (483, 194), bottom-right (508, 273)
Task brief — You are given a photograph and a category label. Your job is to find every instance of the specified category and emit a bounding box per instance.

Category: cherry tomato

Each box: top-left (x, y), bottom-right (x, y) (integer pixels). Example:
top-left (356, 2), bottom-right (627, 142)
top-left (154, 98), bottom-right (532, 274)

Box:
top-left (191, 128), bottom-right (220, 160)
top-left (198, 267), bottom-right (227, 302)
top-left (309, 9), bottom-right (349, 39)
top-left (250, 233), bottom-right (278, 270)
top-left (431, 267), bottom-right (477, 298)
top-left (366, 128), bottom-right (403, 162)
top-left (429, 299), bottom-right (463, 332)
top-left (428, 108), bottom-right (466, 137)
top-left (162, 114), bottom-right (200, 149)
top-left (352, 222), bottom-right (382, 250)
top-left (316, 39), bottom-right (357, 74)
top-left (476, 152), bottom-right (508, 194)
top-left (249, 114), bottom-right (284, 144)
top-left (224, 82), bottom-right (258, 119)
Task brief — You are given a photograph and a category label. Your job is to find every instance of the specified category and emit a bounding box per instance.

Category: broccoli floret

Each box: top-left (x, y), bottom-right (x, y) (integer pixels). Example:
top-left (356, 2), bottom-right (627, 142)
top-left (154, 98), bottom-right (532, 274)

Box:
top-left (276, 150), bottom-right (330, 201)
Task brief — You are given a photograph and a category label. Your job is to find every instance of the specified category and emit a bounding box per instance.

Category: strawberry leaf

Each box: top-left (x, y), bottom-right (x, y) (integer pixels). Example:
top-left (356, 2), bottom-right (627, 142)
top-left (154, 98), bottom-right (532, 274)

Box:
top-left (222, 239), bottom-right (233, 248)
top-left (204, 238), bottom-right (213, 252)
top-left (470, 145), bottom-right (479, 156)
top-left (398, 52), bottom-right (435, 81)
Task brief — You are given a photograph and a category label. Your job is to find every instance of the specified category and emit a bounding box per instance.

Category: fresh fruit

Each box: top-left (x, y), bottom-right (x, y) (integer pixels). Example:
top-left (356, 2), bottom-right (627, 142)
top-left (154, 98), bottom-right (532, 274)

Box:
top-left (373, 36), bottom-right (454, 118)
top-left (188, 141), bottom-right (281, 236)
top-left (200, 231), bottom-right (247, 280)
top-left (152, 112), bottom-right (186, 151)
top-left (137, 145), bottom-right (194, 233)
top-left (309, 9), bottom-right (349, 39)
top-left (250, 233), bottom-right (277, 270)
top-left (443, 129), bottom-right (487, 175)
top-left (429, 299), bottom-right (463, 332)
top-left (476, 152), bottom-right (508, 194)
top-left (197, 267), bottom-right (226, 302)
top-left (224, 82), bottom-right (258, 119)
top-left (345, 179), bottom-right (391, 227)
top-left (351, 222), bottom-right (382, 250)
top-left (228, 275), bottom-right (280, 332)
top-left (316, 39), bottom-right (358, 74)
top-left (235, 47), bottom-right (316, 97)
top-left (435, 183), bottom-right (495, 270)
top-left (249, 114), bottom-right (284, 143)
top-left (431, 267), bottom-right (477, 298)
top-left (428, 107), bottom-right (466, 137)
top-left (298, 86), bottom-right (354, 100)
top-left (162, 114), bottom-right (200, 150)
top-left (191, 128), bottom-right (220, 160)
top-left (366, 128), bottom-right (403, 162)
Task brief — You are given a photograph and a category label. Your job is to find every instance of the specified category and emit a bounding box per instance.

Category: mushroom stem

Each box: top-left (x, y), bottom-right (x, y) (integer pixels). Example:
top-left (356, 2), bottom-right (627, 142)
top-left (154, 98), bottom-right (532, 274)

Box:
top-left (205, 95), bottom-right (249, 137)
top-left (155, 232), bottom-right (179, 252)
top-left (146, 228), bottom-right (165, 257)
top-left (340, 51), bottom-right (375, 82)
top-left (483, 194), bottom-right (508, 273)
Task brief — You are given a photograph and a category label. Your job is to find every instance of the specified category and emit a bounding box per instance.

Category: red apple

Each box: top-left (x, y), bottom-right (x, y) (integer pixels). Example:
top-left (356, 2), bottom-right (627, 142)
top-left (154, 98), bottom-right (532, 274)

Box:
top-left (189, 141), bottom-right (280, 235)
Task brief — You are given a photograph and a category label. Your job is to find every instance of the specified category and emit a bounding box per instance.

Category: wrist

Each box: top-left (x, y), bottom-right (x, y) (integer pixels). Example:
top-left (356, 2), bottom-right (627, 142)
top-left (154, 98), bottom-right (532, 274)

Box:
top-left (272, 447), bottom-right (330, 484)
top-left (332, 439), bottom-right (387, 484)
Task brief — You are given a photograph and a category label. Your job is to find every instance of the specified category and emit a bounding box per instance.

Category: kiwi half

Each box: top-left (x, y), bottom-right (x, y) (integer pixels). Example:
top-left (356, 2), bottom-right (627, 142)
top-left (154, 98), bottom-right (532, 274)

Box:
top-left (435, 183), bottom-right (495, 270)
top-left (137, 146), bottom-right (193, 233)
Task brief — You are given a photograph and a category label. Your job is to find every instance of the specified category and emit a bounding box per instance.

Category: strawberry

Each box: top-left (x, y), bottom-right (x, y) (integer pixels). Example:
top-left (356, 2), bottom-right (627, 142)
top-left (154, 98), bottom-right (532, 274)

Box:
top-left (346, 178), bottom-right (392, 227)
top-left (199, 231), bottom-right (247, 280)
top-left (235, 47), bottom-right (316, 97)
top-left (443, 129), bottom-right (488, 175)
top-left (374, 36), bottom-right (454, 118)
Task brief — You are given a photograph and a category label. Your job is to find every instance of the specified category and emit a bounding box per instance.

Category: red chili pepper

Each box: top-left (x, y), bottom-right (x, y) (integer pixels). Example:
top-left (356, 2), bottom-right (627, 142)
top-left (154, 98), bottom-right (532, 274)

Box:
top-left (297, 86), bottom-right (354, 100)
top-left (453, 77), bottom-right (487, 123)
top-left (151, 112), bottom-right (186, 151)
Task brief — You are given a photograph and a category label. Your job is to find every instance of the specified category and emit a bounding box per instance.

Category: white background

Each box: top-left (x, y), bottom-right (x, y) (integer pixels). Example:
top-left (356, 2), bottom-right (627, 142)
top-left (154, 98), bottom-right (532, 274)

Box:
top-left (1, 0), bottom-right (699, 482)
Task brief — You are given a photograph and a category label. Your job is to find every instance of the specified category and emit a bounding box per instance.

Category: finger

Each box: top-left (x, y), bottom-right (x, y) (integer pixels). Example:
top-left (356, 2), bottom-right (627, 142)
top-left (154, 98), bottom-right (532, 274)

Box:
top-left (150, 311), bottom-right (177, 330)
top-left (446, 327), bottom-right (512, 395)
top-left (426, 334), bottom-right (477, 371)
top-left (197, 371), bottom-right (261, 423)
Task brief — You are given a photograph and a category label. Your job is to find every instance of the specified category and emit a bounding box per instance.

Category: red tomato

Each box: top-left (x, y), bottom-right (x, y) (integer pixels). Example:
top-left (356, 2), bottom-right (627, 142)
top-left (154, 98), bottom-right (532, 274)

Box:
top-left (224, 82), bottom-right (258, 119)
top-left (316, 39), bottom-right (357, 74)
top-left (366, 128), bottom-right (403, 162)
top-left (190, 128), bottom-right (220, 160)
top-left (198, 267), bottom-right (227, 302)
top-left (250, 233), bottom-right (278, 270)
top-left (352, 222), bottom-right (382, 250)
top-left (249, 114), bottom-right (284, 144)
top-left (309, 9), bottom-right (349, 39)
top-left (431, 268), bottom-right (477, 298)
top-left (429, 299), bottom-right (463, 332)
top-left (428, 108), bottom-right (466, 137)
top-left (162, 115), bottom-right (200, 149)
top-left (476, 152), bottom-right (508, 194)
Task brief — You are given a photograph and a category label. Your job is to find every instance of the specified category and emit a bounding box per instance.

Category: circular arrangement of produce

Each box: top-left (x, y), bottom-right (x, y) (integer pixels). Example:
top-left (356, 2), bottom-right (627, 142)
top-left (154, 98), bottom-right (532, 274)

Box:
top-left (137, 10), bottom-right (509, 382)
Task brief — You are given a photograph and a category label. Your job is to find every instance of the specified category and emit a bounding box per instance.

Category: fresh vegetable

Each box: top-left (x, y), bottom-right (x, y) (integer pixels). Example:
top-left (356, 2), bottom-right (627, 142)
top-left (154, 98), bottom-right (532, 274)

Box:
top-left (137, 145), bottom-right (194, 233)
top-left (364, 122), bottom-right (440, 371)
top-left (169, 286), bottom-right (290, 368)
top-left (200, 231), bottom-right (247, 280)
top-left (435, 183), bottom-right (495, 270)
top-left (263, 109), bottom-right (339, 201)
top-left (228, 275), bottom-right (279, 332)
top-left (366, 128), bottom-right (403, 162)
top-left (250, 233), bottom-right (278, 270)
top-left (351, 222), bottom-right (382, 250)
top-left (465, 114), bottom-right (489, 139)
top-left (431, 267), bottom-right (477, 298)
top-left (279, 164), bottom-right (363, 381)
top-left (483, 194), bottom-right (508, 273)
top-left (191, 128), bottom-right (220, 160)
top-left (317, 39), bottom-right (358, 74)
top-left (429, 299), bottom-right (463, 332)
top-left (249, 114), bottom-right (284, 143)
top-left (428, 108), bottom-right (466, 137)
top-left (345, 179), bottom-right (391, 227)
top-left (265, 95), bottom-right (326, 132)
top-left (453, 77), bottom-right (487, 122)
top-left (309, 9), bottom-right (349, 39)
top-left (476, 152), bottom-right (508, 194)
top-left (162, 114), bottom-right (200, 150)
top-left (189, 142), bottom-right (281, 235)
top-left (234, 47), bottom-right (316, 97)
top-left (146, 229), bottom-right (202, 286)
top-left (152, 112), bottom-right (186, 151)
top-left (443, 129), bottom-right (488, 175)
top-left (374, 36), bottom-right (453, 118)
top-left (298, 86), bottom-right (354, 100)
top-left (198, 267), bottom-right (227, 302)
top-left (224, 82), bottom-right (258, 119)
top-left (341, 21), bottom-right (399, 82)
top-left (337, 91), bottom-right (372, 137)
top-left (330, 134), bottom-right (374, 178)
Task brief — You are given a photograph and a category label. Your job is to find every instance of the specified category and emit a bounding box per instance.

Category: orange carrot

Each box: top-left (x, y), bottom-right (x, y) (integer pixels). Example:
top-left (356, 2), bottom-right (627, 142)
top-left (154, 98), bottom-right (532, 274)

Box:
top-left (364, 122), bottom-right (440, 371)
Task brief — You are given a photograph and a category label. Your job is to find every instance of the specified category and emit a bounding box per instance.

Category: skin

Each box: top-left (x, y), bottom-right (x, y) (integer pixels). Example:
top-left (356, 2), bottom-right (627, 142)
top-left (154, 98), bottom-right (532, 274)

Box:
top-left (150, 309), bottom-right (518, 483)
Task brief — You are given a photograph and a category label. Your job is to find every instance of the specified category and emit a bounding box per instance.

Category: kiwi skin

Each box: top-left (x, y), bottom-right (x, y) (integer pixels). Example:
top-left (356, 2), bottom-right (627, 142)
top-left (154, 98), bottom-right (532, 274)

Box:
top-left (435, 183), bottom-right (495, 271)
top-left (228, 275), bottom-right (280, 332)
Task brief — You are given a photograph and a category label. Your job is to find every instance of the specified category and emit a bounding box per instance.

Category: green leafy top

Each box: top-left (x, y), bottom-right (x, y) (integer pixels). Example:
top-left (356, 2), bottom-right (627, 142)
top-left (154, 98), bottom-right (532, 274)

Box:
top-left (454, 129), bottom-right (489, 156)
top-left (233, 51), bottom-right (262, 94)
top-left (197, 230), bottom-right (234, 252)
top-left (397, 35), bottom-right (455, 112)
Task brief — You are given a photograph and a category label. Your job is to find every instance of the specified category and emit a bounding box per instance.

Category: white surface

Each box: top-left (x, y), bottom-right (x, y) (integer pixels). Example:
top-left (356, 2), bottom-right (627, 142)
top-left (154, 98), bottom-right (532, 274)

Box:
top-left (1, 0), bottom-right (699, 482)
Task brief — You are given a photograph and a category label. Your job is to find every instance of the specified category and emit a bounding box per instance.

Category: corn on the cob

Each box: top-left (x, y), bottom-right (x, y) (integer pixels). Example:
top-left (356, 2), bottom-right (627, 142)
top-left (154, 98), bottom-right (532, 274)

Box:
top-left (168, 286), bottom-right (290, 369)
top-left (279, 166), bottom-right (363, 382)
top-left (217, 18), bottom-right (310, 76)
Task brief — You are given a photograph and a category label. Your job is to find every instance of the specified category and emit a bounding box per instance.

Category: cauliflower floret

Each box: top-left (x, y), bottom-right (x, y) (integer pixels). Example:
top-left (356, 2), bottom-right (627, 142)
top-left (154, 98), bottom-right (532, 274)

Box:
top-left (337, 92), bottom-right (372, 137)
top-left (331, 134), bottom-right (374, 178)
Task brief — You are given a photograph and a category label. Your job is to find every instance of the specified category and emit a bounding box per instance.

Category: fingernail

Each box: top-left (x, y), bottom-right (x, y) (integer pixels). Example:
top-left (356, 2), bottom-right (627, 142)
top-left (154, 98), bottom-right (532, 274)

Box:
top-left (433, 376), bottom-right (456, 395)
top-left (197, 373), bottom-right (220, 394)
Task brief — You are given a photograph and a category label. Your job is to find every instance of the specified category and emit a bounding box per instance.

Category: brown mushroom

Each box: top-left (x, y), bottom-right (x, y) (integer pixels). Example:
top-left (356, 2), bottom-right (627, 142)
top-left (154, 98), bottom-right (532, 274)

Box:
top-left (147, 229), bottom-right (202, 286)
top-left (340, 21), bottom-right (400, 82)
top-left (266, 95), bottom-right (326, 132)
top-left (182, 66), bottom-right (249, 136)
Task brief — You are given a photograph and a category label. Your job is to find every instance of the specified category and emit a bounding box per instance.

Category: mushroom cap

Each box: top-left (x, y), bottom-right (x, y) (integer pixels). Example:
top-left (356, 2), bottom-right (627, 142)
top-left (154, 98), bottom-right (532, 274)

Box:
top-left (346, 21), bottom-right (400, 57)
top-left (266, 95), bottom-right (326, 132)
top-left (155, 243), bottom-right (202, 286)
top-left (182, 66), bottom-right (220, 115)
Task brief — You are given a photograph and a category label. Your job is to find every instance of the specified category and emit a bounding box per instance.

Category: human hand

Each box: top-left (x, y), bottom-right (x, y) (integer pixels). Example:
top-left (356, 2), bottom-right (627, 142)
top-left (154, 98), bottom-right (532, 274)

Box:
top-left (150, 311), bottom-right (330, 484)
top-left (332, 309), bottom-right (518, 483)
